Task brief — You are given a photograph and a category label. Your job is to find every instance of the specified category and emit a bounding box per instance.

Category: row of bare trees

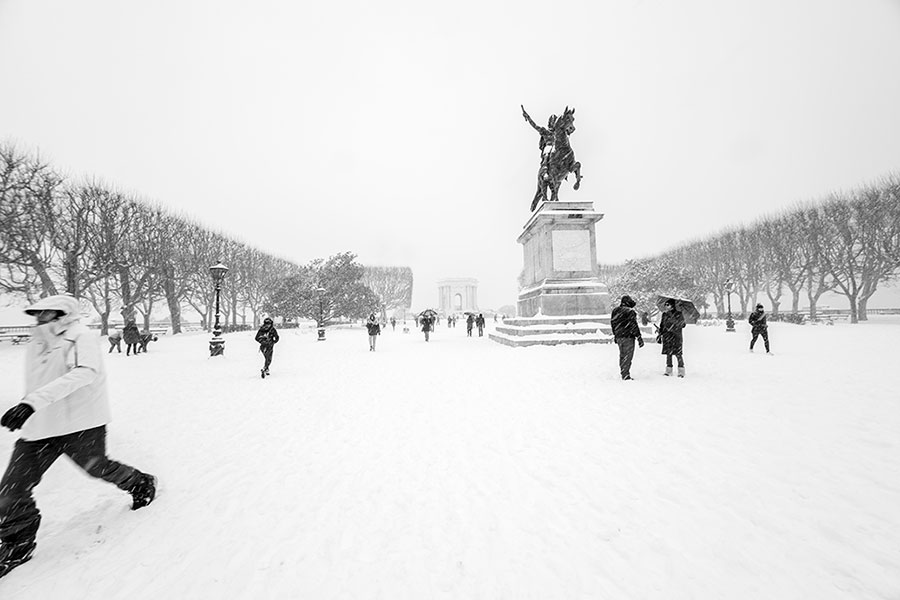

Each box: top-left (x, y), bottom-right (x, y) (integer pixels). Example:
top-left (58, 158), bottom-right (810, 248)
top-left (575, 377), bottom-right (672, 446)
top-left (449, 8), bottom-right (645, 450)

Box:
top-left (601, 174), bottom-right (900, 323)
top-left (1, 143), bottom-right (413, 333)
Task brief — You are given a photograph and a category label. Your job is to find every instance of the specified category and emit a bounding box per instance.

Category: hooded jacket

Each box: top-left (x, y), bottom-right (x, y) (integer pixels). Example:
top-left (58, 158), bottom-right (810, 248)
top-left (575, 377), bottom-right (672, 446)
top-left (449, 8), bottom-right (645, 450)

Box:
top-left (20, 295), bottom-right (112, 441)
top-left (610, 295), bottom-right (642, 340)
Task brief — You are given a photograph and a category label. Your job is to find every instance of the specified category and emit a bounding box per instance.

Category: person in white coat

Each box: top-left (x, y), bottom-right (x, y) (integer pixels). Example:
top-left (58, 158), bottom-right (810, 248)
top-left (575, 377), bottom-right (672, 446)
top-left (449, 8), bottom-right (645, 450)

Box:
top-left (0, 295), bottom-right (157, 579)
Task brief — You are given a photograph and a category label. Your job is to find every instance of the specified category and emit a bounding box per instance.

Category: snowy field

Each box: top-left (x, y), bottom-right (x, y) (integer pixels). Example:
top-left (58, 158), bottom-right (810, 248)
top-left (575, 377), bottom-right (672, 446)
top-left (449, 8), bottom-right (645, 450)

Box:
top-left (0, 318), bottom-right (898, 599)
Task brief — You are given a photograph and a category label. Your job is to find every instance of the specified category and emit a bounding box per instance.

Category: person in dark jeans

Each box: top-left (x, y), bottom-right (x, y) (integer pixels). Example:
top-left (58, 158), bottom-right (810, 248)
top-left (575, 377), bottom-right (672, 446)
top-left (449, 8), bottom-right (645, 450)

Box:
top-left (255, 317), bottom-right (280, 377)
top-left (748, 304), bottom-right (770, 353)
top-left (0, 295), bottom-right (156, 579)
top-left (610, 295), bottom-right (644, 380)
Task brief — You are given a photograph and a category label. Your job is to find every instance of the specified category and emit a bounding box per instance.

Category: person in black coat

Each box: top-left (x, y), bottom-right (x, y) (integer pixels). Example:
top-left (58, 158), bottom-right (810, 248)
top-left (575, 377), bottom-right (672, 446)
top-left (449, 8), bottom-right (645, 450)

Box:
top-left (610, 295), bottom-right (644, 380)
top-left (365, 313), bottom-right (381, 351)
top-left (748, 303), bottom-right (770, 353)
top-left (122, 319), bottom-right (141, 356)
top-left (421, 315), bottom-right (434, 342)
top-left (466, 314), bottom-right (475, 337)
top-left (659, 299), bottom-right (686, 377)
top-left (254, 318), bottom-right (279, 377)
top-left (475, 313), bottom-right (486, 337)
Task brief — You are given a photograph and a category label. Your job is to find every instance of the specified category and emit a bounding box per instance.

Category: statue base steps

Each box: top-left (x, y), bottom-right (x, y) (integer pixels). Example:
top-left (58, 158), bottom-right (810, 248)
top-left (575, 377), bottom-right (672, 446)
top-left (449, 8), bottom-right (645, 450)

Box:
top-left (489, 315), bottom-right (655, 348)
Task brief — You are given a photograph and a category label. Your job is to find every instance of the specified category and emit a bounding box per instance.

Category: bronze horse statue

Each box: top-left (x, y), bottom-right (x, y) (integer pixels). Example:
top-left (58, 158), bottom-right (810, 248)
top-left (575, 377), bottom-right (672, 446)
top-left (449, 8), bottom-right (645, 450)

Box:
top-left (522, 105), bottom-right (583, 211)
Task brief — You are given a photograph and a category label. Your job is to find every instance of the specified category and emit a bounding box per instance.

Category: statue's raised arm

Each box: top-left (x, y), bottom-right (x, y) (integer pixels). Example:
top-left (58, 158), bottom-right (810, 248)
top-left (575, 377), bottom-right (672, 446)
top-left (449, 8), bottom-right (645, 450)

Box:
top-left (521, 105), bottom-right (543, 133)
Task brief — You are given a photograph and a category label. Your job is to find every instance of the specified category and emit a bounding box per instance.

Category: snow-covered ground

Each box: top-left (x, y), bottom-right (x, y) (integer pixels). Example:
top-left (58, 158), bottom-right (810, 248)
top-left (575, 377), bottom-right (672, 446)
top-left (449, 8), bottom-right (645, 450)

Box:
top-left (0, 318), bottom-right (898, 599)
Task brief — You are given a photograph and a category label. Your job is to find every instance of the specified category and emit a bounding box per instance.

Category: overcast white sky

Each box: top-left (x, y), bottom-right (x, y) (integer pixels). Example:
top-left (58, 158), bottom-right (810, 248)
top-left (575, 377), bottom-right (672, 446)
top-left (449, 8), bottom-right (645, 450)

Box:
top-left (2, 0), bottom-right (899, 310)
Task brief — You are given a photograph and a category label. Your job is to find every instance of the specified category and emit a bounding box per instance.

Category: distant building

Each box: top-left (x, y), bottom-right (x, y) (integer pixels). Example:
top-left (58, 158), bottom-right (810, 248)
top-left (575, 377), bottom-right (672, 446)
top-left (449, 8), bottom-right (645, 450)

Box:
top-left (438, 278), bottom-right (478, 314)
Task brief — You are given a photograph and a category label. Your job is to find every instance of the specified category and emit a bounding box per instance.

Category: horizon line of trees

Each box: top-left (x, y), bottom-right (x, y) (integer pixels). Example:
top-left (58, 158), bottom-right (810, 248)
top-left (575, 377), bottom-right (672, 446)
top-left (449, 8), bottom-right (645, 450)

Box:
top-left (599, 173), bottom-right (900, 323)
top-left (1, 142), bottom-right (413, 333)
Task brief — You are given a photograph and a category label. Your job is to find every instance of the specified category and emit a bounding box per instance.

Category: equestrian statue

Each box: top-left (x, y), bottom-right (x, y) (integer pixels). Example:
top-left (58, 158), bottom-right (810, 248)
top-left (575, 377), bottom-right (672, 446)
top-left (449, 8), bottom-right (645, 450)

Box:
top-left (521, 104), bottom-right (583, 211)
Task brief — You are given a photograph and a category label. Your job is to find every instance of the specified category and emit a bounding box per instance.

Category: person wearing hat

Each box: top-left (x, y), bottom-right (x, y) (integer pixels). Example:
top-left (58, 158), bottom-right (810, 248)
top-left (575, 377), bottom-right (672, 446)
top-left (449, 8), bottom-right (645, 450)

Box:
top-left (659, 298), bottom-right (686, 377)
top-left (365, 313), bottom-right (381, 351)
top-left (748, 303), bottom-right (770, 353)
top-left (255, 317), bottom-right (280, 378)
top-left (0, 295), bottom-right (157, 579)
top-left (610, 295), bottom-right (644, 380)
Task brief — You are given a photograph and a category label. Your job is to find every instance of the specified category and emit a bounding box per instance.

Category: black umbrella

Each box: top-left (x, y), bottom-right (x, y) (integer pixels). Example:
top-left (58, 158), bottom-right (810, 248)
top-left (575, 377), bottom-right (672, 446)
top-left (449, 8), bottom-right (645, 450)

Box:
top-left (418, 309), bottom-right (438, 319)
top-left (655, 295), bottom-right (700, 324)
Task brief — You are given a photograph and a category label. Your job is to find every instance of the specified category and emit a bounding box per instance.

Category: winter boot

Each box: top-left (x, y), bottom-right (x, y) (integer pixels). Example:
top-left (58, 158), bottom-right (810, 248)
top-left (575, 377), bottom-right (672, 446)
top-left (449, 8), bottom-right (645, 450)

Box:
top-left (0, 540), bottom-right (36, 579)
top-left (129, 473), bottom-right (157, 510)
top-left (664, 366), bottom-right (673, 376)
top-left (677, 367), bottom-right (685, 378)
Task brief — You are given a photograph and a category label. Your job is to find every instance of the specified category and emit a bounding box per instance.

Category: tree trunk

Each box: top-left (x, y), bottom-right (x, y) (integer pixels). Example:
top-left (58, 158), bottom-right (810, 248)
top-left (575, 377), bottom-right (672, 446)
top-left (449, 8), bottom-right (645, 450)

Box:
top-left (162, 266), bottom-right (183, 334)
top-left (858, 296), bottom-right (869, 321)
top-left (848, 294), bottom-right (859, 324)
top-left (64, 251), bottom-right (79, 297)
top-left (118, 266), bottom-right (135, 323)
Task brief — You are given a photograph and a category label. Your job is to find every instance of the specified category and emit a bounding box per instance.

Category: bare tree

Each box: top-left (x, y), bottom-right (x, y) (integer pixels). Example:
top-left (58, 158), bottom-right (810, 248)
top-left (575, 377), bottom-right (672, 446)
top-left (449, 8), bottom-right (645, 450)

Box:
top-left (361, 266), bottom-right (413, 322)
top-left (0, 143), bottom-right (63, 297)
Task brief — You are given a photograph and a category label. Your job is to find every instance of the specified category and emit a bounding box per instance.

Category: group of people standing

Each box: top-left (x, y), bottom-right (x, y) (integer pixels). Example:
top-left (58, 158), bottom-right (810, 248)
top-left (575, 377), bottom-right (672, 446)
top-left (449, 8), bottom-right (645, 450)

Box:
top-left (610, 295), bottom-right (772, 381)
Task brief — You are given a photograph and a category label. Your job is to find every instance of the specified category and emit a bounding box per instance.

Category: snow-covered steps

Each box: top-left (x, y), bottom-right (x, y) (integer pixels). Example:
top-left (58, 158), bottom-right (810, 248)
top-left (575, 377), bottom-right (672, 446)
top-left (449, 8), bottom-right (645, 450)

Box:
top-left (489, 315), bottom-right (614, 347)
top-left (489, 315), bottom-right (655, 347)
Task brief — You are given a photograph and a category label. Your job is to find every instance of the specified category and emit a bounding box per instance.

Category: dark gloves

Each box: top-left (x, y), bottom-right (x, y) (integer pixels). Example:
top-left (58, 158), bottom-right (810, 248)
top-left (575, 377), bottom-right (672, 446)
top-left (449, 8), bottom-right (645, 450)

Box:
top-left (2, 403), bottom-right (35, 431)
top-left (638, 337), bottom-right (644, 348)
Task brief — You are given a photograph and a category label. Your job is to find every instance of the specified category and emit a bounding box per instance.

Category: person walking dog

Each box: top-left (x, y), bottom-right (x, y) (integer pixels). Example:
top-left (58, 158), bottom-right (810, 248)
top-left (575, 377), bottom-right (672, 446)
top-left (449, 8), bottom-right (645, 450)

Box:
top-left (0, 294), bottom-right (157, 579)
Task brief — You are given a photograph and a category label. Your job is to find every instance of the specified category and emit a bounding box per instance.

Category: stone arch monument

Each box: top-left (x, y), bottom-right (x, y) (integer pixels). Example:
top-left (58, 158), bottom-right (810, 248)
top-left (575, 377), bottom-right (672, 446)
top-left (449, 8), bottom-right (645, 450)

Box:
top-left (438, 278), bottom-right (478, 314)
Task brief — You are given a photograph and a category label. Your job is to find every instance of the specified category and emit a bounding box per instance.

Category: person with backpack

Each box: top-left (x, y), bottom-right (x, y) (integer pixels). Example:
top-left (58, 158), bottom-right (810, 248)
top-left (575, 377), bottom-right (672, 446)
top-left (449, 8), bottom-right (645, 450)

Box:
top-left (0, 295), bottom-right (157, 579)
top-left (255, 317), bottom-right (280, 378)
top-left (610, 295), bottom-right (644, 380)
top-left (748, 303), bottom-right (771, 353)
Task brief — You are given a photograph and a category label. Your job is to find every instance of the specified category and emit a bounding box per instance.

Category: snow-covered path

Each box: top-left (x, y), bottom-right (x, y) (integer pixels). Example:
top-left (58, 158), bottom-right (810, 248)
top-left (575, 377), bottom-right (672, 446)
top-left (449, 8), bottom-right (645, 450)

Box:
top-left (1, 319), bottom-right (898, 599)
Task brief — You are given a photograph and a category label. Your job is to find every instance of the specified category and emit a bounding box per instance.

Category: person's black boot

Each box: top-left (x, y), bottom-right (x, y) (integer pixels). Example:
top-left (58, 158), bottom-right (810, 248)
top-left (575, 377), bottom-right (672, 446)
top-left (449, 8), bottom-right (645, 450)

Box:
top-left (129, 473), bottom-right (157, 510)
top-left (0, 540), bottom-right (36, 579)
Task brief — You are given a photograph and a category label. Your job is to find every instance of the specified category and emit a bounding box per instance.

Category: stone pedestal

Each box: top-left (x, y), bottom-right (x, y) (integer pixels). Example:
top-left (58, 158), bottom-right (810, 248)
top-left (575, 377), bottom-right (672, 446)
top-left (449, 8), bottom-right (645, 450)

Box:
top-left (516, 201), bottom-right (609, 318)
top-left (489, 201), bottom-right (616, 347)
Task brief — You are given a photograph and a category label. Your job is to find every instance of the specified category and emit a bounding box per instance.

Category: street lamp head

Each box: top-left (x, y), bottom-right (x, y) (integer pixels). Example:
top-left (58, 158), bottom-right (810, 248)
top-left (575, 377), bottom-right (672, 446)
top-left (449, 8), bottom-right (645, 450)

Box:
top-left (724, 278), bottom-right (734, 293)
top-left (209, 263), bottom-right (229, 283)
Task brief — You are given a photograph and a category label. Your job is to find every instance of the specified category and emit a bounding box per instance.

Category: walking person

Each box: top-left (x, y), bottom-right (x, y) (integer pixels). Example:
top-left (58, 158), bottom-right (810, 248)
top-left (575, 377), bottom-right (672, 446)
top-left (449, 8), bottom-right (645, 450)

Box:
top-left (659, 298), bottom-right (686, 377)
top-left (122, 318), bottom-right (141, 356)
top-left (0, 295), bottom-right (157, 579)
top-left (255, 317), bottom-right (279, 378)
top-left (610, 295), bottom-right (644, 380)
top-left (365, 313), bottom-right (381, 351)
top-left (749, 303), bottom-right (771, 353)
top-left (390, 317), bottom-right (396, 332)
top-left (475, 313), bottom-right (486, 337)
top-left (421, 314), bottom-right (434, 342)
top-left (466, 314), bottom-right (474, 337)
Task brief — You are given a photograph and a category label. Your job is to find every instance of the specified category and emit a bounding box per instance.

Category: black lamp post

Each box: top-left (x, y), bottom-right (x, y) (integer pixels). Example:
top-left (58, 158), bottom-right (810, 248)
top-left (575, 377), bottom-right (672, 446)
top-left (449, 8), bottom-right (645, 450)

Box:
top-left (724, 277), bottom-right (736, 332)
top-left (209, 262), bottom-right (228, 355)
top-left (316, 287), bottom-right (326, 341)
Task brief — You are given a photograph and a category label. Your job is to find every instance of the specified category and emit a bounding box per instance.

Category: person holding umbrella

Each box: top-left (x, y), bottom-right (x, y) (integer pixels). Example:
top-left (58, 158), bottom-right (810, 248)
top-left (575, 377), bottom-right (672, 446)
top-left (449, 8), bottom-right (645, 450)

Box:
top-left (659, 298), bottom-right (686, 377)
